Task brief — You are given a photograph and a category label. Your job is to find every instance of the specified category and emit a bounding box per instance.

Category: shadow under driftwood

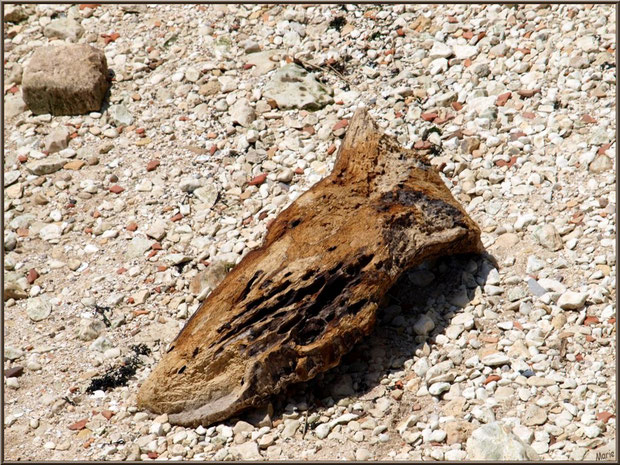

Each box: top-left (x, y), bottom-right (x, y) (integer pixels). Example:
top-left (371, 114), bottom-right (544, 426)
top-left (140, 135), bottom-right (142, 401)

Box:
top-left (237, 251), bottom-right (497, 433)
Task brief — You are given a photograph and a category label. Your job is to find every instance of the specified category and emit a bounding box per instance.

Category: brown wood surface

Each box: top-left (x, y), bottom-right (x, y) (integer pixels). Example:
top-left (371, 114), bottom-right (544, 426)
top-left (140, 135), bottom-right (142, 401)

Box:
top-left (137, 108), bottom-right (483, 426)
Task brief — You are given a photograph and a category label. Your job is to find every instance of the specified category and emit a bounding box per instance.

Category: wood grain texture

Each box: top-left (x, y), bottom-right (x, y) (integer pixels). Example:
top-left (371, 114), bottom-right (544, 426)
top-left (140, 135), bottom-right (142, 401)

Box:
top-left (137, 108), bottom-right (483, 426)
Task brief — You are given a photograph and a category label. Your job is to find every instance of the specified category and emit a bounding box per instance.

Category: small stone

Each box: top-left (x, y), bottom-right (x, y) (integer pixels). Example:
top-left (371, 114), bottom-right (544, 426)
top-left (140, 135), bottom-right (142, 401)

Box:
top-left (44, 17), bottom-right (84, 41)
top-left (429, 382), bottom-right (451, 396)
top-left (108, 104), bottom-right (133, 126)
top-left (589, 155), bottom-right (613, 174)
top-left (263, 64), bottom-right (333, 110)
top-left (193, 185), bottom-right (219, 208)
top-left (523, 405), bottom-right (547, 426)
top-left (533, 224), bottom-right (562, 251)
top-left (146, 160), bottom-right (160, 172)
top-left (26, 157), bottom-right (67, 175)
top-left (481, 353), bottom-right (510, 367)
top-left (5, 346), bottom-right (24, 361)
top-left (146, 220), bottom-right (167, 241)
top-left (558, 291), bottom-right (587, 310)
top-left (63, 160), bottom-right (86, 170)
top-left (180, 177), bottom-right (203, 193)
top-left (467, 422), bottom-right (539, 460)
top-left (5, 366), bottom-right (24, 378)
top-left (229, 98), bottom-right (256, 127)
top-left (413, 313), bottom-right (435, 336)
top-left (26, 296), bottom-right (52, 321)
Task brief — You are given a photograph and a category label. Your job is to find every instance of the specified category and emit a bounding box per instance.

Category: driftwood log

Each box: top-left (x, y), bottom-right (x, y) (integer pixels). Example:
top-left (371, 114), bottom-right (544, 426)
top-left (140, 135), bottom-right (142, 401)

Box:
top-left (137, 108), bottom-right (483, 426)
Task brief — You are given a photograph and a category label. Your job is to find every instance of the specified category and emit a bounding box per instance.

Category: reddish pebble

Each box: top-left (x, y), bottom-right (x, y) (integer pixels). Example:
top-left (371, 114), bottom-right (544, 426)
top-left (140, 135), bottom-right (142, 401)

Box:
top-left (147, 452), bottom-right (159, 459)
top-left (26, 269), bottom-right (39, 285)
top-left (608, 317), bottom-right (616, 324)
top-left (522, 112), bottom-right (536, 119)
top-left (596, 411), bottom-right (615, 423)
top-left (582, 114), bottom-right (596, 124)
top-left (101, 410), bottom-right (114, 420)
top-left (513, 321), bottom-right (523, 330)
top-left (302, 125), bottom-right (315, 135)
top-left (84, 227), bottom-right (93, 234)
top-left (496, 92), bottom-right (512, 106)
top-left (585, 335), bottom-right (595, 342)
top-left (146, 160), bottom-right (160, 172)
top-left (332, 119), bottom-right (349, 131)
top-left (451, 102), bottom-right (463, 111)
top-left (484, 375), bottom-right (501, 385)
top-left (335, 100), bottom-right (344, 105)
top-left (18, 155), bottom-right (28, 163)
top-left (117, 267), bottom-right (127, 274)
top-left (243, 63), bottom-right (255, 70)
top-left (68, 419), bottom-right (88, 431)
top-left (583, 316), bottom-right (599, 326)
top-left (294, 167), bottom-right (304, 175)
top-left (126, 222), bottom-right (138, 232)
top-left (258, 212), bottom-right (268, 220)
top-left (151, 242), bottom-right (162, 250)
top-left (248, 173), bottom-right (267, 186)
top-left (575, 353), bottom-right (584, 362)
top-left (421, 112), bottom-right (438, 122)
top-left (598, 143), bottom-right (612, 155)
top-left (127, 297), bottom-right (135, 304)
top-left (171, 213), bottom-right (183, 222)
top-left (209, 145), bottom-right (217, 155)
top-left (396, 28), bottom-right (405, 36)
top-left (92, 210), bottom-right (101, 218)
top-left (327, 145), bottom-right (337, 155)
top-left (135, 128), bottom-right (145, 134)
top-left (147, 250), bottom-right (157, 258)
top-left (109, 185), bottom-right (124, 194)
top-left (462, 31), bottom-right (474, 39)
top-left (157, 265), bottom-right (167, 272)
top-left (463, 58), bottom-right (472, 67)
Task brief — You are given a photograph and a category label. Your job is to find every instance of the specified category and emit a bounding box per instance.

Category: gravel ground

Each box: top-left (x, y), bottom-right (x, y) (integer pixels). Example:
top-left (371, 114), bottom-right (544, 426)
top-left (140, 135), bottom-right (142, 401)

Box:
top-left (3, 3), bottom-right (616, 461)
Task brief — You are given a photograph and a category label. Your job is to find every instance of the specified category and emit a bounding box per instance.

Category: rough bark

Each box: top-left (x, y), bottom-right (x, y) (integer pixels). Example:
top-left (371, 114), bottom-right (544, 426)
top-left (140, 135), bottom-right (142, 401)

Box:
top-left (137, 108), bottom-right (483, 426)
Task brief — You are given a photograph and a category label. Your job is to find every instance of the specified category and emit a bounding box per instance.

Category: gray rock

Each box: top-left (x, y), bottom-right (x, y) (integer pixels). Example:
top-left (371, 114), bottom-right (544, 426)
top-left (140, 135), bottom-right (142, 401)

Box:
top-left (230, 441), bottom-right (261, 460)
top-left (44, 127), bottom-right (71, 153)
top-left (466, 422), bottom-right (539, 460)
top-left (282, 419), bottom-right (301, 438)
top-left (107, 104), bottom-right (134, 126)
top-left (5, 346), bottom-right (24, 361)
top-left (22, 45), bottom-right (110, 116)
top-left (127, 236), bottom-right (155, 259)
top-left (4, 94), bottom-right (27, 119)
top-left (533, 224), bottom-right (562, 251)
top-left (4, 232), bottom-right (18, 251)
top-left (409, 270), bottom-right (435, 286)
top-left (78, 318), bottom-right (106, 341)
top-left (146, 220), bottom-right (167, 241)
top-left (39, 224), bottom-right (62, 242)
top-left (89, 336), bottom-right (114, 352)
top-left (244, 50), bottom-right (279, 76)
top-left (180, 177), bottom-right (203, 193)
top-left (5, 170), bottom-right (21, 186)
top-left (558, 291), bottom-right (587, 310)
top-left (589, 155), bottom-right (613, 174)
top-left (26, 156), bottom-right (66, 175)
top-left (526, 278), bottom-right (547, 297)
top-left (523, 405), bottom-right (547, 426)
top-left (429, 42), bottom-right (453, 59)
top-left (27, 296), bottom-right (53, 321)
top-left (263, 64), bottom-right (333, 110)
top-left (43, 18), bottom-right (84, 41)
top-left (413, 313), bottom-right (435, 336)
top-left (449, 286), bottom-right (470, 308)
top-left (481, 353), bottom-right (510, 367)
top-left (229, 98), bottom-right (256, 127)
top-left (193, 185), bottom-right (219, 209)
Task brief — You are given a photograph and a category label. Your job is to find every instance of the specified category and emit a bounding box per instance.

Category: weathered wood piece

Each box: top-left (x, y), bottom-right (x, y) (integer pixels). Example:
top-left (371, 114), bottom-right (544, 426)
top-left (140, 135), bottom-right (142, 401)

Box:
top-left (137, 108), bottom-right (483, 426)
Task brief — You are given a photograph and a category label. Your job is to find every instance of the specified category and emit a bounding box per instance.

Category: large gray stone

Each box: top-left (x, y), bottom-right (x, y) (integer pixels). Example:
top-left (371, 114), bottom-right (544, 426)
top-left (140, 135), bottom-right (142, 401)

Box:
top-left (26, 157), bottom-right (66, 175)
top-left (22, 45), bottom-right (110, 116)
top-left (43, 18), bottom-right (84, 42)
top-left (27, 296), bottom-right (53, 322)
top-left (263, 64), bottom-right (333, 110)
top-left (467, 422), bottom-right (539, 460)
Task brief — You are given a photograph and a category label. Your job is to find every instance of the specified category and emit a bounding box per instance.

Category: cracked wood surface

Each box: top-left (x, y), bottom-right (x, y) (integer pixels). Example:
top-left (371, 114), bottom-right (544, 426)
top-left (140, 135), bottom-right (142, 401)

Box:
top-left (137, 108), bottom-right (483, 426)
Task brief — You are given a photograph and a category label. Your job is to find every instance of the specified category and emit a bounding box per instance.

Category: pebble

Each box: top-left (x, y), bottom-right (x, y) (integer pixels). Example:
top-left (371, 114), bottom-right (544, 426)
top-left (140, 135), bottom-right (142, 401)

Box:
top-left (557, 291), bottom-right (587, 310)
